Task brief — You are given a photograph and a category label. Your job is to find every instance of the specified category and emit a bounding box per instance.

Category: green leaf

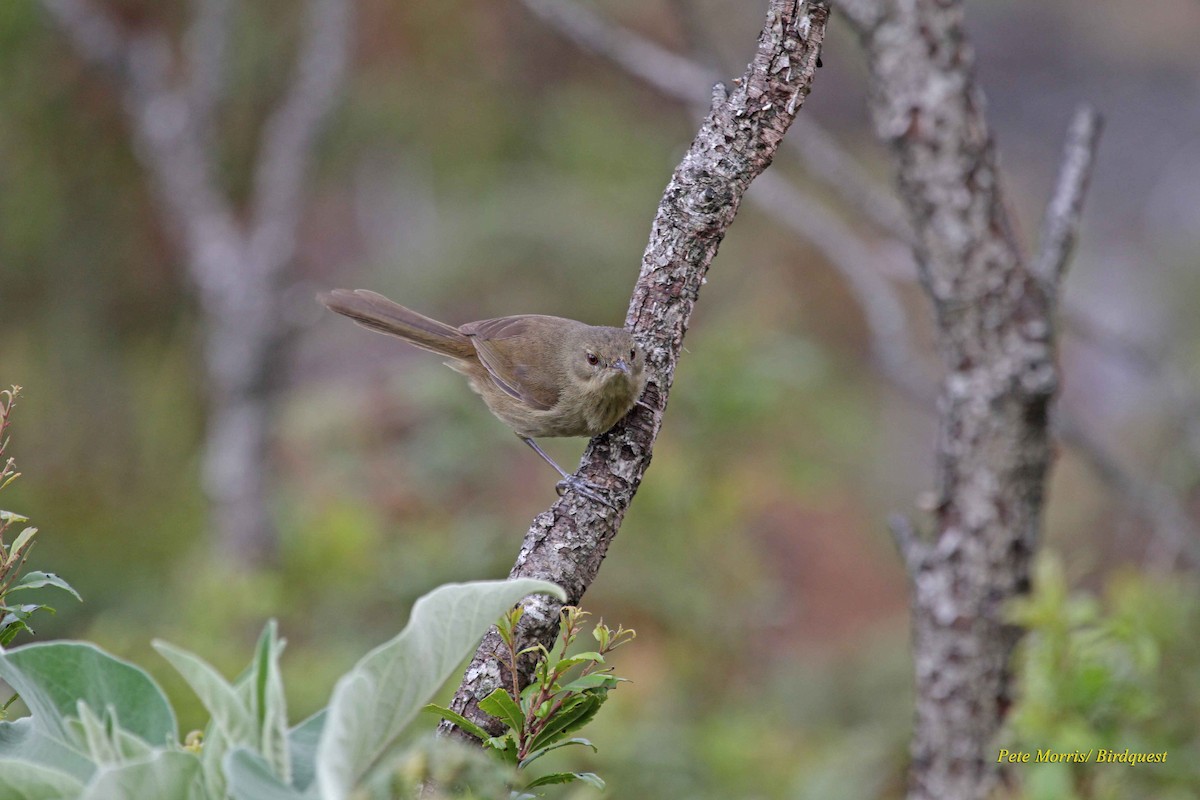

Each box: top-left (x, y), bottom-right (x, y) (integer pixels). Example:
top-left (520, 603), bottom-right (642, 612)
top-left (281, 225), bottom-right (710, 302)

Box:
top-left (0, 757), bottom-right (85, 798)
top-left (152, 640), bottom-right (256, 751)
top-left (224, 748), bottom-right (308, 800)
top-left (314, 578), bottom-right (565, 800)
top-left (287, 710), bottom-right (325, 793)
top-left (81, 750), bottom-right (205, 800)
top-left (572, 771), bottom-right (605, 789)
top-left (488, 734), bottom-right (519, 766)
top-left (0, 641), bottom-right (176, 746)
top-left (8, 527), bottom-right (37, 559)
top-left (553, 652), bottom-right (604, 670)
top-left (0, 605), bottom-right (41, 646)
top-left (518, 737), bottom-right (596, 770)
top-left (477, 688), bottom-right (525, 735)
top-left (520, 682), bottom-right (541, 711)
top-left (6, 572), bottom-right (82, 602)
top-left (0, 511), bottom-right (29, 525)
top-left (69, 701), bottom-right (153, 766)
top-left (198, 723), bottom-right (231, 800)
top-left (421, 703), bottom-right (493, 742)
top-left (496, 607), bottom-right (523, 651)
top-left (527, 695), bottom-right (602, 753)
top-left (591, 625), bottom-right (608, 650)
top-left (250, 621), bottom-right (290, 785)
top-left (558, 674), bottom-right (625, 694)
top-left (524, 771), bottom-right (604, 789)
top-left (0, 717), bottom-right (94, 780)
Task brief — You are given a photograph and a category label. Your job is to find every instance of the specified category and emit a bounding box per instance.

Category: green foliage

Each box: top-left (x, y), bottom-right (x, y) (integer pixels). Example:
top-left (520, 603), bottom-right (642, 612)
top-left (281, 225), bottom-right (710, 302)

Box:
top-left (427, 605), bottom-right (634, 796)
top-left (0, 578), bottom-right (565, 799)
top-left (0, 386), bottom-right (80, 653)
top-left (368, 736), bottom-right (513, 800)
top-left (1004, 554), bottom-right (1200, 799)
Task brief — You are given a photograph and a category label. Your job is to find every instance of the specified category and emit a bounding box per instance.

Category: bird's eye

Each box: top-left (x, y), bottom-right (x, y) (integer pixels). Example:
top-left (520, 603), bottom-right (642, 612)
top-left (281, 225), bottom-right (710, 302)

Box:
top-left (586, 352), bottom-right (599, 366)
top-left (629, 348), bottom-right (637, 361)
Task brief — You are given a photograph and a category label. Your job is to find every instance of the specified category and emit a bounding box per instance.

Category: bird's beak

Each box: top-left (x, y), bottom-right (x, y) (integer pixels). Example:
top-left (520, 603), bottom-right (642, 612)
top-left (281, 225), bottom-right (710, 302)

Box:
top-left (611, 358), bottom-right (631, 375)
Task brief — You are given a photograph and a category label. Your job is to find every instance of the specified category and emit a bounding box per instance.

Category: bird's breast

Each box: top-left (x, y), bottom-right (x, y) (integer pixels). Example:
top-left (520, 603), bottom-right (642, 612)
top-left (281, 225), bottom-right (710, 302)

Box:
top-left (580, 380), bottom-right (638, 436)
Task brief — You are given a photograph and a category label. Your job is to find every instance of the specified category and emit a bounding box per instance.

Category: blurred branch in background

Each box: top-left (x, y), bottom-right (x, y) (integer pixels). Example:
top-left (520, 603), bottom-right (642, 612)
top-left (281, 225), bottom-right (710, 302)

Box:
top-left (518, 0), bottom-right (930, 402)
top-left (439, 0), bottom-right (831, 744)
top-left (842, 1), bottom-right (1100, 797)
top-left (1031, 108), bottom-right (1195, 565)
top-left (1056, 414), bottom-right (1200, 569)
top-left (1033, 108), bottom-right (1103, 293)
top-left (39, 0), bottom-right (352, 567)
top-left (516, 0), bottom-right (1200, 566)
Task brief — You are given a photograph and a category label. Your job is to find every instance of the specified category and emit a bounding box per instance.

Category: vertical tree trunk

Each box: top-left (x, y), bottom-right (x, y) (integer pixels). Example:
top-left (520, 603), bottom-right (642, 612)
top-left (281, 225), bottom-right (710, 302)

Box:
top-left (839, 2), bottom-right (1102, 798)
top-left (201, 304), bottom-right (285, 566)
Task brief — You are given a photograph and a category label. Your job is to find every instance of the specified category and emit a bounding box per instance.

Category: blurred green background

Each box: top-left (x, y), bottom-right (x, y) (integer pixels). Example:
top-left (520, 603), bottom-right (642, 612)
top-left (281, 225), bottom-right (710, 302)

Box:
top-left (2, 0), bottom-right (1200, 796)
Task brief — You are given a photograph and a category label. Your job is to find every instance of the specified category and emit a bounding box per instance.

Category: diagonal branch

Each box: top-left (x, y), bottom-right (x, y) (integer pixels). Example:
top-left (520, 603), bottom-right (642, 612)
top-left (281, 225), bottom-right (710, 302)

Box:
top-left (788, 115), bottom-right (914, 243)
top-left (524, 0), bottom-right (914, 243)
top-left (1033, 104), bottom-right (1104, 294)
top-left (1054, 413), bottom-right (1200, 567)
top-left (519, 0), bottom-right (713, 100)
top-left (41, 0), bottom-right (127, 73)
top-left (521, 0), bottom-right (928, 398)
top-left (184, 0), bottom-right (233, 130)
top-left (439, 0), bottom-right (832, 742)
top-left (748, 172), bottom-right (932, 400)
top-left (535, 0), bottom-right (1200, 568)
top-left (41, 0), bottom-right (242, 304)
top-left (248, 0), bottom-right (352, 278)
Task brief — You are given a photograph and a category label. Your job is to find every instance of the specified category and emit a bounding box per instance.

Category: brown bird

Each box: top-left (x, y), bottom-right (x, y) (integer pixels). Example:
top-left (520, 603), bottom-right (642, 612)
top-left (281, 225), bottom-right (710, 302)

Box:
top-left (321, 289), bottom-right (647, 505)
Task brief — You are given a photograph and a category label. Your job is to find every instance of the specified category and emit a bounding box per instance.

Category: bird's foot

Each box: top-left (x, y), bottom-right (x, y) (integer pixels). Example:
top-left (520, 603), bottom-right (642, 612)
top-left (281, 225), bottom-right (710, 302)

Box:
top-left (555, 475), bottom-right (616, 509)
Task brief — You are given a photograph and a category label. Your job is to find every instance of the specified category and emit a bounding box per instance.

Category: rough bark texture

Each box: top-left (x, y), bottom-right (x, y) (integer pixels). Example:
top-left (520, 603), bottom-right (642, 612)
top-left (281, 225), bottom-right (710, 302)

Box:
top-left (839, 2), bottom-right (1101, 799)
top-left (42, 0), bottom-right (351, 566)
top-left (439, 0), bottom-right (831, 741)
top-left (530, 0), bottom-right (1193, 561)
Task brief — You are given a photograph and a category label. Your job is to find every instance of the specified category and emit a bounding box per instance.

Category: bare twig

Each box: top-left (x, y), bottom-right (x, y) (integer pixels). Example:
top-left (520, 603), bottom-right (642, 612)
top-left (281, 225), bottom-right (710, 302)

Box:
top-left (1054, 413), bottom-right (1199, 568)
top-left (787, 115), bottom-right (914, 243)
top-left (524, 0), bottom-right (915, 243)
top-left (440, 0), bottom-right (832, 742)
top-left (520, 0), bottom-right (712, 101)
top-left (888, 513), bottom-right (926, 574)
top-left (184, 0), bottom-right (232, 130)
top-left (1033, 105), bottom-right (1104, 294)
top-left (41, 0), bottom-right (127, 72)
top-left (749, 172), bottom-right (932, 400)
top-left (248, 0), bottom-right (352, 276)
top-left (42, 0), bottom-right (240, 303)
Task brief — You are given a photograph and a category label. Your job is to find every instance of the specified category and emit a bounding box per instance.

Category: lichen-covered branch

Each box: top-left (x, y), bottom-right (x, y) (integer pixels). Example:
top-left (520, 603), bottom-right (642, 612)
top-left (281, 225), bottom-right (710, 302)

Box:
top-left (842, 2), bottom-right (1103, 798)
top-left (439, 0), bottom-right (831, 741)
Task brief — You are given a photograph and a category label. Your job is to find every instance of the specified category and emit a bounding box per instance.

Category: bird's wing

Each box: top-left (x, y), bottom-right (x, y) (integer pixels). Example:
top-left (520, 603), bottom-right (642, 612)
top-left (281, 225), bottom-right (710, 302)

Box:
top-left (460, 316), bottom-right (562, 411)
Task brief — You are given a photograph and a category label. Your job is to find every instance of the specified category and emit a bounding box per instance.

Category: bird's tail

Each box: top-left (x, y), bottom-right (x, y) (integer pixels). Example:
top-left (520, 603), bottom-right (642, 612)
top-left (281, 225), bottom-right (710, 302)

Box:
top-left (320, 289), bottom-right (474, 359)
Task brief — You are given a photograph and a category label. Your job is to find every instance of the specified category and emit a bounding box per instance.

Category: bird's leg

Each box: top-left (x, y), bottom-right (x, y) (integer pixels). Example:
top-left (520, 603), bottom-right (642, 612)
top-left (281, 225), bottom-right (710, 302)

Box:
top-left (519, 436), bottom-right (615, 509)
